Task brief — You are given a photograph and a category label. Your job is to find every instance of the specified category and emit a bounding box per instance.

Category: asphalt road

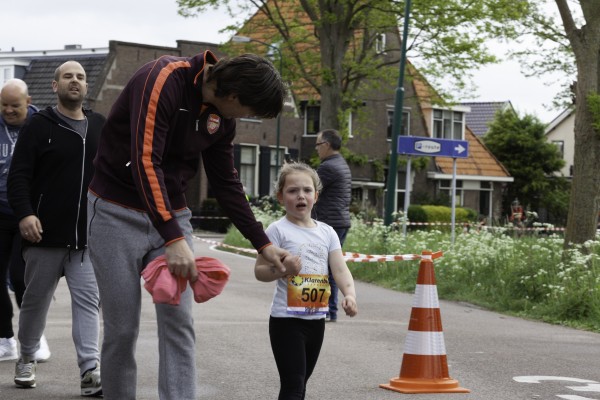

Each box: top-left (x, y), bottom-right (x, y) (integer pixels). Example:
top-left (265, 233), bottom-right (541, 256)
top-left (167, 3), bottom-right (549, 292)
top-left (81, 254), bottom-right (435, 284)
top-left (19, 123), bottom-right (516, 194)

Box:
top-left (2, 234), bottom-right (600, 400)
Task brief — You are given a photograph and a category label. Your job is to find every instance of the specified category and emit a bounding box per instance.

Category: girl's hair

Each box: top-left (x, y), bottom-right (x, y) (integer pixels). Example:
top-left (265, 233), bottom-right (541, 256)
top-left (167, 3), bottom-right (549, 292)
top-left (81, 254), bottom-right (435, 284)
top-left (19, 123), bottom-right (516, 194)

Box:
top-left (275, 161), bottom-right (322, 195)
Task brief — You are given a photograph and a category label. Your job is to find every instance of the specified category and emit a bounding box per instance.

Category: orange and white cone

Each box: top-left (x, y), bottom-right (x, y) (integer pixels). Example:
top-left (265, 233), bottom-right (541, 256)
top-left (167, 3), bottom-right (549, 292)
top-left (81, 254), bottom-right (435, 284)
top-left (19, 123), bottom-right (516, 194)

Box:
top-left (380, 250), bottom-right (470, 394)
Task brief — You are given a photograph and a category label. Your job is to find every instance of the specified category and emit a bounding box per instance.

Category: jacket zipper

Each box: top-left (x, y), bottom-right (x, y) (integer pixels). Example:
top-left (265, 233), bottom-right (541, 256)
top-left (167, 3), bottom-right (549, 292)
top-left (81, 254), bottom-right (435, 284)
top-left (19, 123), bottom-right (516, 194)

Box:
top-left (58, 122), bottom-right (87, 251)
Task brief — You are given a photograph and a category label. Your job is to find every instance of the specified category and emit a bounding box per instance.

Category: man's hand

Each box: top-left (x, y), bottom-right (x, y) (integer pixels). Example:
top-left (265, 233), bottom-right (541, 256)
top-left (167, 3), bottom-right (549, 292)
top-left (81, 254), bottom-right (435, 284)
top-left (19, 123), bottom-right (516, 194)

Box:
top-left (19, 215), bottom-right (43, 243)
top-left (260, 245), bottom-right (291, 273)
top-left (165, 239), bottom-right (198, 282)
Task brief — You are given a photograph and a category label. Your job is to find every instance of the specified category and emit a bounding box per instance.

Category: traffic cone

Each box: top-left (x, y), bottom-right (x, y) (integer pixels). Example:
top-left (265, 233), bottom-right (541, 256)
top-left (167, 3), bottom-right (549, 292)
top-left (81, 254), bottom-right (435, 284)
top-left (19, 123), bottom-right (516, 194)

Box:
top-left (380, 250), bottom-right (470, 394)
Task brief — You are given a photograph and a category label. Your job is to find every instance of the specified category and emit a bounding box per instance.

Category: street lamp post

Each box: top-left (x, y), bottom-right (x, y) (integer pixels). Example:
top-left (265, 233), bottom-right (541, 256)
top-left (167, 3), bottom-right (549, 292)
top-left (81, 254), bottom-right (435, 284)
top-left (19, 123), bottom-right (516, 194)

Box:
top-left (232, 35), bottom-right (283, 179)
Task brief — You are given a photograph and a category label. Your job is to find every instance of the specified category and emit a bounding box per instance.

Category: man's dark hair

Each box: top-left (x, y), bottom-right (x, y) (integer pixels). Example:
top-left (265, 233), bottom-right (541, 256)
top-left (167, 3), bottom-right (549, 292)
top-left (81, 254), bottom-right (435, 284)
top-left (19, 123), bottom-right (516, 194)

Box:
top-left (319, 129), bottom-right (342, 151)
top-left (208, 54), bottom-right (285, 118)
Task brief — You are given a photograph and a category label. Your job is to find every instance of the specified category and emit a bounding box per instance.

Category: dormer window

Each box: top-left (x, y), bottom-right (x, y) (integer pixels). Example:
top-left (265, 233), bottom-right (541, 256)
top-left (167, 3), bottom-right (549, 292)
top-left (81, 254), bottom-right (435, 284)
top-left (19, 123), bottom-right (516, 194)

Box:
top-left (433, 109), bottom-right (465, 140)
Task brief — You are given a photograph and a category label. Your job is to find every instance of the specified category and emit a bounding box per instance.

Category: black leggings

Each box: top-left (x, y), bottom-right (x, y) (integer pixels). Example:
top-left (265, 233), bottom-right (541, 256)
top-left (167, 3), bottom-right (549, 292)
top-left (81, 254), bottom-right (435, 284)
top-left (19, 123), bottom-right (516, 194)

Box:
top-left (269, 316), bottom-right (325, 400)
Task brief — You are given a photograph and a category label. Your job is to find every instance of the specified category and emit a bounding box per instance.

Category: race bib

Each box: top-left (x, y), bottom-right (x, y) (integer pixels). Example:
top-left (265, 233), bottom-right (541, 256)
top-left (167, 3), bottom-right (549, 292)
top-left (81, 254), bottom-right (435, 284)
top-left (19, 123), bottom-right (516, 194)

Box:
top-left (287, 274), bottom-right (330, 315)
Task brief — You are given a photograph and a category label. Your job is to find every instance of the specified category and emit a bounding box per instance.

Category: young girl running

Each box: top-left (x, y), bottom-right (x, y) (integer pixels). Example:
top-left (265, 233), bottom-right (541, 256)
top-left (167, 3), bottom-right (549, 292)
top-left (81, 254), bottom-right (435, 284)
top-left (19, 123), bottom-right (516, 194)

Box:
top-left (254, 161), bottom-right (358, 400)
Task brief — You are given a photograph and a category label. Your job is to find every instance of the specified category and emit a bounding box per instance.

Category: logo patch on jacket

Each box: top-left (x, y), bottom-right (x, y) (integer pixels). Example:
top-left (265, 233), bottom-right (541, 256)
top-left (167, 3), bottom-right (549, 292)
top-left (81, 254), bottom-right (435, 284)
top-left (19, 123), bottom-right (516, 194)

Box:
top-left (207, 114), bottom-right (221, 134)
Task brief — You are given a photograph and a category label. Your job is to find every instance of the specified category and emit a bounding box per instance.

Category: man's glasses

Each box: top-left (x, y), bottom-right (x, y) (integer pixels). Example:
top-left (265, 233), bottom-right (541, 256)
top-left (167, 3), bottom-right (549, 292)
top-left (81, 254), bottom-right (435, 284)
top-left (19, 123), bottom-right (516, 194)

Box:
top-left (315, 142), bottom-right (327, 146)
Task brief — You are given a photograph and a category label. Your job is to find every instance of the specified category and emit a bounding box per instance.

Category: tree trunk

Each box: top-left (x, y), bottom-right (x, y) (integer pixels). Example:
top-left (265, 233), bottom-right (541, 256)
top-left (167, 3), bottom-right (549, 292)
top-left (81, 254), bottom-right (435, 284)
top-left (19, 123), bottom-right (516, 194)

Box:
top-left (562, 0), bottom-right (600, 246)
top-left (314, 2), bottom-right (351, 131)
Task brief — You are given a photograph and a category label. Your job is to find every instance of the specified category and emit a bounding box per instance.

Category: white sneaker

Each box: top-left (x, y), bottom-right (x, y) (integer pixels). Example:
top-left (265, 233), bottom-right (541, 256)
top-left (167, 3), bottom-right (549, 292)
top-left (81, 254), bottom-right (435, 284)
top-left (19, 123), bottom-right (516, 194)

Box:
top-left (0, 337), bottom-right (18, 361)
top-left (34, 335), bottom-right (51, 363)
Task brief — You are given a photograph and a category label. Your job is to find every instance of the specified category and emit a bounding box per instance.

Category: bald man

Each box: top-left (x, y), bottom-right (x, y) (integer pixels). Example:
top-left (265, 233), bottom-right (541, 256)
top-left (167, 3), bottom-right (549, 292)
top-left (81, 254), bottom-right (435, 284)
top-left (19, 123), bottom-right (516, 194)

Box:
top-left (0, 79), bottom-right (48, 363)
top-left (8, 62), bottom-right (105, 396)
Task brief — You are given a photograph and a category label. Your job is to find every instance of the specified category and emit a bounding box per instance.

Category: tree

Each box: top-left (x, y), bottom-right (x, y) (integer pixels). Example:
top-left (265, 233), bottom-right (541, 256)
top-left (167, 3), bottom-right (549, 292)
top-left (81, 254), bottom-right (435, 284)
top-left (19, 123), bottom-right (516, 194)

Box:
top-left (179, 0), bottom-right (600, 246)
top-left (513, 1), bottom-right (600, 245)
top-left (483, 109), bottom-right (567, 220)
top-left (177, 0), bottom-right (531, 131)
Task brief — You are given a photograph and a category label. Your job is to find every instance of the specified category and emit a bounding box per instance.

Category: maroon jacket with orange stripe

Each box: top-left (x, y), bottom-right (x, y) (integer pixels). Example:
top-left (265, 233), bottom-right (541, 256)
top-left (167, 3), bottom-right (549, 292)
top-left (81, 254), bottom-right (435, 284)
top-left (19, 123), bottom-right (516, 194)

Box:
top-left (89, 51), bottom-right (269, 249)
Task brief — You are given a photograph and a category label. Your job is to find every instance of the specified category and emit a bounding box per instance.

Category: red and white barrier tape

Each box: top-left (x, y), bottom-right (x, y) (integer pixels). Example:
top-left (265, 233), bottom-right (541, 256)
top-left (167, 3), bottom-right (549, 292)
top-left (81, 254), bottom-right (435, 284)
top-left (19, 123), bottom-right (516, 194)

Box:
top-left (196, 237), bottom-right (427, 263)
top-left (196, 237), bottom-right (258, 255)
top-left (341, 252), bottom-right (421, 262)
top-left (405, 221), bottom-right (565, 231)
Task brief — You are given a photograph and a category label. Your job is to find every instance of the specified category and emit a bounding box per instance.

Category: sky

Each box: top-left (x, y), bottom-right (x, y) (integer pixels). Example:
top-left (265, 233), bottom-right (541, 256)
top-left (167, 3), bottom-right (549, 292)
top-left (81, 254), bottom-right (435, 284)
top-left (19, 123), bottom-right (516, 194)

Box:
top-left (1, 0), bottom-right (566, 124)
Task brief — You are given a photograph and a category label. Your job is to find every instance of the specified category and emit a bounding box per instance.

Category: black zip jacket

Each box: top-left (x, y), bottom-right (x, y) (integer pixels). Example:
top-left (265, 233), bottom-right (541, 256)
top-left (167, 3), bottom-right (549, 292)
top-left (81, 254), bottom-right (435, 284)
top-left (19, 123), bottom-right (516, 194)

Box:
top-left (7, 107), bottom-right (105, 249)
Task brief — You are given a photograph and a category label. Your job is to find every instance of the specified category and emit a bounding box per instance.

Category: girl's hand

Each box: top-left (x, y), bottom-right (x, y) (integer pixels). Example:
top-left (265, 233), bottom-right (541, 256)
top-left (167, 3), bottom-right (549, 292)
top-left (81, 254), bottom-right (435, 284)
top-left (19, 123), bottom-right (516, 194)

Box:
top-left (282, 255), bottom-right (302, 276)
top-left (341, 295), bottom-right (358, 317)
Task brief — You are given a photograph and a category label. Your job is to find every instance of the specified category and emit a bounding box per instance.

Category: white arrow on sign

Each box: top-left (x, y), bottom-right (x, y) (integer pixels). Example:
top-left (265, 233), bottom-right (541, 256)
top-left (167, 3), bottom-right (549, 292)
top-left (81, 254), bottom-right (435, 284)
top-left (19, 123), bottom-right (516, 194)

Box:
top-left (454, 144), bottom-right (466, 154)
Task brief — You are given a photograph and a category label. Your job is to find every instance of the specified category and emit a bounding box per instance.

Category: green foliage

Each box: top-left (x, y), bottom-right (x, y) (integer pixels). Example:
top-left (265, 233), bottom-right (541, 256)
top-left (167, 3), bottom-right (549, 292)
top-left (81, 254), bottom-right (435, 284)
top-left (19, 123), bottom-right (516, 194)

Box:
top-left (483, 108), bottom-right (568, 215)
top-left (340, 147), bottom-right (368, 166)
top-left (371, 159), bottom-right (385, 182)
top-left (408, 204), bottom-right (477, 223)
top-left (397, 156), bottom-right (430, 172)
top-left (177, 0), bottom-right (533, 126)
top-left (407, 205), bottom-right (427, 222)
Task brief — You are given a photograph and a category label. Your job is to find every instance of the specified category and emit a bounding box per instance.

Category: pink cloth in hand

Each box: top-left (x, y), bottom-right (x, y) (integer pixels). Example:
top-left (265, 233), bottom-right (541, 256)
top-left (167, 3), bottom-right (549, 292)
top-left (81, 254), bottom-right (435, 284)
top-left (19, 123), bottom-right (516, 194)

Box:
top-left (141, 255), bottom-right (231, 305)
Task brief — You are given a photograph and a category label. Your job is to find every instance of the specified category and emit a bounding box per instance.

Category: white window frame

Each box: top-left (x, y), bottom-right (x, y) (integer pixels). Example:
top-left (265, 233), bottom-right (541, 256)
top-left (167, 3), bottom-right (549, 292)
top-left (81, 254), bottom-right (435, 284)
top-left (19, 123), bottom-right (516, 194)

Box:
top-left (239, 144), bottom-right (259, 197)
top-left (438, 179), bottom-right (464, 205)
top-left (432, 108), bottom-right (466, 140)
top-left (268, 146), bottom-right (287, 195)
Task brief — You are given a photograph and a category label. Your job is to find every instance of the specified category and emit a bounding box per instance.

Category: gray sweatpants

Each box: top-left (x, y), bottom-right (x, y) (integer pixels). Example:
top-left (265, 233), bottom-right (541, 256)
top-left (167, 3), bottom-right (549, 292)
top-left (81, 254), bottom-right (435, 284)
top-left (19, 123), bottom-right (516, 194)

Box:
top-left (87, 192), bottom-right (196, 400)
top-left (19, 246), bottom-right (100, 375)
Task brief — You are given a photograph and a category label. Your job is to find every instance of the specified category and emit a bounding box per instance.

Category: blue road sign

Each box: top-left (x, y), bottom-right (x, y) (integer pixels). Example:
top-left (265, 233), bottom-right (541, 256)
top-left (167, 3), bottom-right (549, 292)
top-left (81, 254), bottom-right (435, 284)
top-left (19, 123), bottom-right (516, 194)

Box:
top-left (398, 136), bottom-right (469, 158)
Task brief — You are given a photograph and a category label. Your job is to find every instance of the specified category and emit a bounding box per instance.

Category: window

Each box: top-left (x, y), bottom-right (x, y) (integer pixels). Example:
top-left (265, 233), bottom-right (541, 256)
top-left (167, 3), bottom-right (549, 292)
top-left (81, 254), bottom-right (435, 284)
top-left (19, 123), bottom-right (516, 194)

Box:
top-left (383, 169), bottom-right (409, 214)
top-left (239, 146), bottom-right (258, 196)
top-left (1, 67), bottom-right (13, 83)
top-left (387, 108), bottom-right (410, 139)
top-left (347, 110), bottom-right (354, 138)
top-left (552, 140), bottom-right (564, 158)
top-left (269, 147), bottom-right (286, 195)
top-left (433, 109), bottom-right (464, 140)
top-left (305, 105), bottom-right (320, 136)
top-left (479, 181), bottom-right (492, 217)
top-left (375, 33), bottom-right (387, 54)
top-left (438, 179), bottom-right (463, 205)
